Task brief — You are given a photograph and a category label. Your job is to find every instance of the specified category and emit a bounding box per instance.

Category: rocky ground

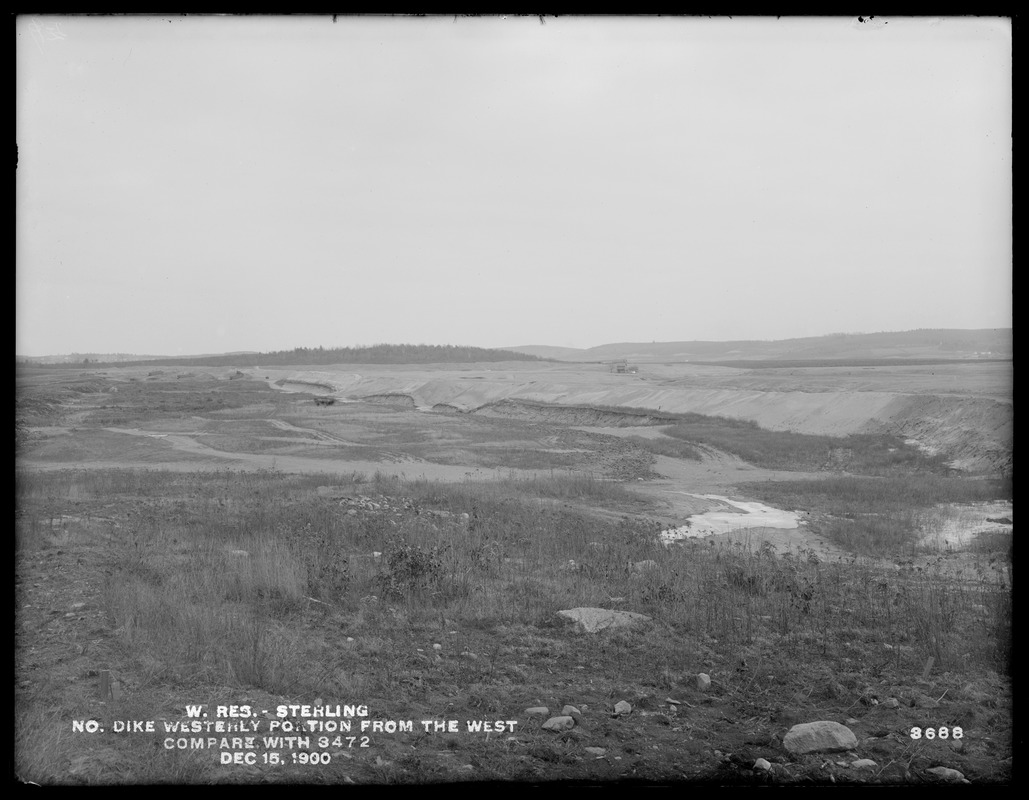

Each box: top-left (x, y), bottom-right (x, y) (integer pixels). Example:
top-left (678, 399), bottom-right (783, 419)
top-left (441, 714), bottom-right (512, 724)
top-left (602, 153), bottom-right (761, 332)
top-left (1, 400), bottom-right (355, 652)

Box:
top-left (15, 494), bottom-right (1013, 786)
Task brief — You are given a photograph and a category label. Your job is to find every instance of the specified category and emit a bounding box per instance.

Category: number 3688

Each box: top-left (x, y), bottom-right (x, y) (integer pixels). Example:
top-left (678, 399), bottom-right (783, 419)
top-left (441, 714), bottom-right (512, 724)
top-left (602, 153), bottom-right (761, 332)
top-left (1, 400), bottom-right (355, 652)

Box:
top-left (910, 727), bottom-right (963, 740)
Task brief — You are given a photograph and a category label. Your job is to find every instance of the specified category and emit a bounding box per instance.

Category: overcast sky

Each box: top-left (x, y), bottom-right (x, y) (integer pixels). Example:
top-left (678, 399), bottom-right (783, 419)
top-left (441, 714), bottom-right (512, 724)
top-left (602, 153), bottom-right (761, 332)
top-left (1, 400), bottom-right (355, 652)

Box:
top-left (17, 15), bottom-right (1011, 356)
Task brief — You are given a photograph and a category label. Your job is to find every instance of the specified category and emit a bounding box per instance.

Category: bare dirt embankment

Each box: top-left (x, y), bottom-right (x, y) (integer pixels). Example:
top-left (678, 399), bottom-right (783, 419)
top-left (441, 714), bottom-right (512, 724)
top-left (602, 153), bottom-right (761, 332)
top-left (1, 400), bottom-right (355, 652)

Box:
top-left (276, 380), bottom-right (334, 395)
top-left (256, 362), bottom-right (1011, 476)
top-left (473, 399), bottom-right (679, 427)
top-left (874, 395), bottom-right (1012, 475)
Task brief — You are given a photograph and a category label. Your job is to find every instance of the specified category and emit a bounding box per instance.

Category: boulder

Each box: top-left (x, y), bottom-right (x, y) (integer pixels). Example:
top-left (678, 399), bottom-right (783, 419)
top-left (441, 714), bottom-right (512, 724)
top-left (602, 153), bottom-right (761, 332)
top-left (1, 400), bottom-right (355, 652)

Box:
top-left (926, 767), bottom-right (966, 782)
top-left (557, 608), bottom-right (651, 634)
top-left (542, 716), bottom-right (575, 732)
top-left (783, 721), bottom-right (858, 754)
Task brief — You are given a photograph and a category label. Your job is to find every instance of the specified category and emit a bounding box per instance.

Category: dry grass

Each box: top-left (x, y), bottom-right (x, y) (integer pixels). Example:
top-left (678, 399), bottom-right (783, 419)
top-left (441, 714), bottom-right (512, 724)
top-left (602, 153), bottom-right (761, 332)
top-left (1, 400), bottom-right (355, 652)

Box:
top-left (664, 414), bottom-right (949, 474)
top-left (17, 468), bottom-right (1010, 692)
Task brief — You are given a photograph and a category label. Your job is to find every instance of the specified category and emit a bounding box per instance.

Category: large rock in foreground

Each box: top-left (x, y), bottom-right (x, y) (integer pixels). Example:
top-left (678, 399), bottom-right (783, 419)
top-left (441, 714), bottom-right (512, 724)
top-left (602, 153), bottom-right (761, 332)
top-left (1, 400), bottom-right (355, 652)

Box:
top-left (557, 607), bottom-right (652, 634)
top-left (783, 721), bottom-right (858, 754)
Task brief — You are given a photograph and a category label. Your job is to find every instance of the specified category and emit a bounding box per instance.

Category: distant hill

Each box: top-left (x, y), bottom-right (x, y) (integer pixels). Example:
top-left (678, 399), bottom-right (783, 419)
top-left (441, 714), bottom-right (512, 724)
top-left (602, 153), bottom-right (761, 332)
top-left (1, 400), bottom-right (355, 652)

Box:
top-left (19, 344), bottom-right (542, 368)
top-left (16, 351), bottom-right (261, 365)
top-left (505, 329), bottom-right (1012, 364)
top-left (19, 330), bottom-right (1011, 368)
top-left (17, 353), bottom-right (168, 364)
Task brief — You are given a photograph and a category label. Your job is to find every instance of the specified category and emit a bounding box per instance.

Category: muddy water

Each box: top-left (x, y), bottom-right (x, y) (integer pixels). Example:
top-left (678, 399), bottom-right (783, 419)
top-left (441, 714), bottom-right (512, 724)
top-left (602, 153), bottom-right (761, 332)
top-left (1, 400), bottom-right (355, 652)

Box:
top-left (629, 453), bottom-right (848, 558)
top-left (659, 494), bottom-right (804, 543)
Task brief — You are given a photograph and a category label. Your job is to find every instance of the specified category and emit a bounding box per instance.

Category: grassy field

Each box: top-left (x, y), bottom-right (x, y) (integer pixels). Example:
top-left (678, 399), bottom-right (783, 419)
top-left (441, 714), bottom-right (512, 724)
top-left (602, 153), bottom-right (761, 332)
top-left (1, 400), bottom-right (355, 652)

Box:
top-left (14, 367), bottom-right (1013, 785)
top-left (662, 413), bottom-right (949, 474)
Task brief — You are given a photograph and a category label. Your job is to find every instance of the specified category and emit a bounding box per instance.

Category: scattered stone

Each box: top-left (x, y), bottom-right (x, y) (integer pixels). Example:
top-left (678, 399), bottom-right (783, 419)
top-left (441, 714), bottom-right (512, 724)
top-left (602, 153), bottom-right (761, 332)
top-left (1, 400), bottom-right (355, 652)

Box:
top-left (783, 722), bottom-right (858, 754)
top-left (950, 739), bottom-right (965, 753)
top-left (845, 718), bottom-right (860, 726)
top-left (70, 602), bottom-right (87, 611)
top-left (851, 759), bottom-right (877, 770)
top-left (753, 758), bottom-right (772, 771)
top-left (613, 701), bottom-right (632, 716)
top-left (926, 767), bottom-right (967, 782)
top-left (542, 716), bottom-right (575, 732)
top-left (882, 697), bottom-right (900, 709)
top-left (561, 705), bottom-right (582, 722)
top-left (556, 608), bottom-right (651, 634)
top-left (585, 747), bottom-right (606, 757)
top-left (524, 707), bottom-right (549, 717)
top-left (432, 643), bottom-right (442, 651)
top-left (696, 673), bottom-right (711, 692)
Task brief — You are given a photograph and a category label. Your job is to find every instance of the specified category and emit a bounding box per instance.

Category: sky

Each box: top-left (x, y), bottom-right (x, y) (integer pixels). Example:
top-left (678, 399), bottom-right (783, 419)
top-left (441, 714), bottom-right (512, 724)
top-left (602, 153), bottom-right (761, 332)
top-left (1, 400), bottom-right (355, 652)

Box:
top-left (16, 15), bottom-right (1012, 356)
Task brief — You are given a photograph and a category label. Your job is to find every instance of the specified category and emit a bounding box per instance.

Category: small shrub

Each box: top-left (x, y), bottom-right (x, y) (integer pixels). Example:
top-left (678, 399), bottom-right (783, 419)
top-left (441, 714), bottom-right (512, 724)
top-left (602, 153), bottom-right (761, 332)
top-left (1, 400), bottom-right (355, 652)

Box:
top-left (377, 537), bottom-right (448, 600)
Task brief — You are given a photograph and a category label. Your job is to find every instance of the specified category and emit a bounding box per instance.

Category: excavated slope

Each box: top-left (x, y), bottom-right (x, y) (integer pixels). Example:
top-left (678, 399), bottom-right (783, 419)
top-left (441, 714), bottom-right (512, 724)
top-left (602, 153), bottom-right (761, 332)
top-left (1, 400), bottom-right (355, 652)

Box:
top-left (261, 366), bottom-right (1011, 475)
